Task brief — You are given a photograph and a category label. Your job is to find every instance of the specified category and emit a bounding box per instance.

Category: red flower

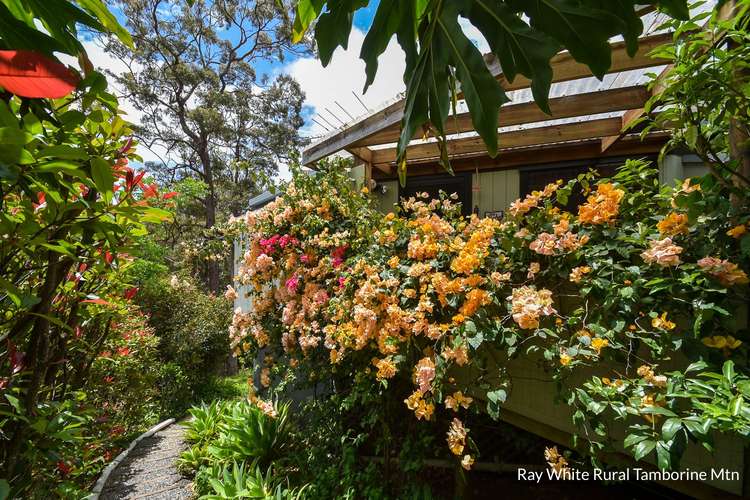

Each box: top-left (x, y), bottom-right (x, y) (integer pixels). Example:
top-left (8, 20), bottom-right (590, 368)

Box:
top-left (32, 192), bottom-right (46, 210)
top-left (123, 287), bottom-right (138, 300)
top-left (116, 347), bottom-right (131, 357)
top-left (103, 375), bottom-right (114, 384)
top-left (162, 191), bottom-right (179, 199)
top-left (331, 245), bottom-right (348, 268)
top-left (56, 461), bottom-right (73, 476)
top-left (109, 425), bottom-right (125, 437)
top-left (7, 341), bottom-right (25, 375)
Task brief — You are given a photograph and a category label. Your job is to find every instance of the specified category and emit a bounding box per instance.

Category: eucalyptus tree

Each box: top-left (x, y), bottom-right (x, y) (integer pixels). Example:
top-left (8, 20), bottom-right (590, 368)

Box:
top-left (108, 0), bottom-right (306, 292)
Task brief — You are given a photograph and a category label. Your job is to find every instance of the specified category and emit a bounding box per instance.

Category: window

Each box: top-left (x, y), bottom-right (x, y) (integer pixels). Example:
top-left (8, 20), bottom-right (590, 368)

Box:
top-left (399, 172), bottom-right (473, 216)
top-left (519, 157), bottom-right (652, 211)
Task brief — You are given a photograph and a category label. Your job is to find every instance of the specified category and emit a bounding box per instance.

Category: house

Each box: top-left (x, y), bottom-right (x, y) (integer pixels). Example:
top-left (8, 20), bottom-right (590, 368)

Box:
top-left (291, 10), bottom-right (747, 500)
top-left (300, 16), bottom-right (708, 218)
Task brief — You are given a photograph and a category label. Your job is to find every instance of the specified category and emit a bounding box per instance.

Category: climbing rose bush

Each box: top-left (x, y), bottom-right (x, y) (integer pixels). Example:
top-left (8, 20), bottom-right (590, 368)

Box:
top-left (228, 160), bottom-right (750, 470)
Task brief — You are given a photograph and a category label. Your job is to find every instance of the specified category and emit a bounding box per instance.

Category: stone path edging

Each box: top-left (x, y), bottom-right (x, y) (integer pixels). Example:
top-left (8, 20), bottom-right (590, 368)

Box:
top-left (87, 418), bottom-right (176, 500)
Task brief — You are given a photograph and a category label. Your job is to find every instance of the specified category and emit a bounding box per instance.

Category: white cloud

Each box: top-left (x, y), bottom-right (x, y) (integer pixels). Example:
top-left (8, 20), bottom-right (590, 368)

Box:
top-left (279, 28), bottom-right (407, 139)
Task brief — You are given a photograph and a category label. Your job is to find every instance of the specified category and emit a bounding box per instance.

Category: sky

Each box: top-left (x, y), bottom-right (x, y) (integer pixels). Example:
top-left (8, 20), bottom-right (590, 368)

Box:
top-left (77, 1), bottom-right (488, 179)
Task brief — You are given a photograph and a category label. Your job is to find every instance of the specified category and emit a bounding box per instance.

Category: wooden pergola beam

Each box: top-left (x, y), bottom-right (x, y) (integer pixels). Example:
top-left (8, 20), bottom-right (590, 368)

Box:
top-left (372, 117), bottom-right (626, 166)
top-left (302, 32), bottom-right (672, 165)
top-left (372, 133), bottom-right (670, 180)
top-left (601, 108), bottom-right (648, 152)
top-left (354, 85), bottom-right (650, 148)
top-left (346, 146), bottom-right (392, 175)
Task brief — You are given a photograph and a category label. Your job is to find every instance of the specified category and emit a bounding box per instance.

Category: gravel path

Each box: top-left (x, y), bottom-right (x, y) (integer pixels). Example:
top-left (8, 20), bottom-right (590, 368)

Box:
top-left (100, 423), bottom-right (193, 500)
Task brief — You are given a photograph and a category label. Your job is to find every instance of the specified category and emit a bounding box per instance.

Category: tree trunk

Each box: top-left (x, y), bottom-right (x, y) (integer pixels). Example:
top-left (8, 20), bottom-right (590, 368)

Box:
top-left (3, 253), bottom-right (70, 477)
top-left (201, 146), bottom-right (220, 293)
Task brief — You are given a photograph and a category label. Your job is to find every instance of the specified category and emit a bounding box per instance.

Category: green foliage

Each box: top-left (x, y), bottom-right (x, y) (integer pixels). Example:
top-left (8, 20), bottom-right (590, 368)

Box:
top-left (206, 401), bottom-right (292, 469)
top-left (0, 0), bottom-right (132, 57)
top-left (107, 0), bottom-right (306, 291)
top-left (177, 444), bottom-right (211, 476)
top-left (131, 271), bottom-right (232, 416)
top-left (184, 401), bottom-right (229, 446)
top-left (292, 0), bottom-right (695, 182)
top-left (180, 399), bottom-right (304, 498)
top-left (642, 1), bottom-right (750, 192)
top-left (85, 309), bottom-right (162, 429)
top-left (200, 461), bottom-right (307, 500)
top-left (180, 400), bottom-right (291, 474)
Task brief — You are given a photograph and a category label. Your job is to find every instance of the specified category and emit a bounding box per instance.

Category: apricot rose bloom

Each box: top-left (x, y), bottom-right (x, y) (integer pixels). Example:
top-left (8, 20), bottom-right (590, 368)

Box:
top-left (508, 286), bottom-right (556, 329)
top-left (414, 357), bottom-right (436, 393)
top-left (447, 418), bottom-right (467, 455)
top-left (224, 285), bottom-right (238, 301)
top-left (577, 183), bottom-right (624, 225)
top-left (697, 257), bottom-right (749, 286)
top-left (569, 266), bottom-right (591, 283)
top-left (641, 238), bottom-right (683, 267)
top-left (657, 212), bottom-right (688, 236)
top-left (445, 391), bottom-right (473, 411)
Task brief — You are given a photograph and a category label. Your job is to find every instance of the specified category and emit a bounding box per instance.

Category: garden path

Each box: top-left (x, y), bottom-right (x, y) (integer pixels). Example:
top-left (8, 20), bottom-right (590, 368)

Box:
top-left (99, 423), bottom-right (193, 500)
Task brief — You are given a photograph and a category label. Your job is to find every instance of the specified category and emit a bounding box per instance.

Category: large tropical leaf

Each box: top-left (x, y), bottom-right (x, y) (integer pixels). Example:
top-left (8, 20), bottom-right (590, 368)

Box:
top-left (77, 0), bottom-right (134, 48)
top-left (0, 3), bottom-right (66, 54)
top-left (315, 0), bottom-right (368, 66)
top-left (434, 0), bottom-right (508, 156)
top-left (460, 0), bottom-right (560, 112)
top-left (291, 0), bottom-right (694, 179)
top-left (292, 0), bottom-right (325, 44)
top-left (360, 0), bottom-right (419, 92)
top-left (509, 0), bottom-right (626, 78)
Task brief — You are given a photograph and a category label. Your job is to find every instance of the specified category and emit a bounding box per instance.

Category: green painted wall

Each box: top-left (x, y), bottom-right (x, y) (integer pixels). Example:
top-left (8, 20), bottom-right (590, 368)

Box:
top-left (472, 169), bottom-right (520, 216)
top-left (350, 164), bottom-right (365, 188)
top-left (374, 180), bottom-right (399, 213)
top-left (369, 171), bottom-right (521, 215)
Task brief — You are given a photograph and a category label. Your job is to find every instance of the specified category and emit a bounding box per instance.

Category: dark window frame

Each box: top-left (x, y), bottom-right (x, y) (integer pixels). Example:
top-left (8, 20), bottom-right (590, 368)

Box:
top-left (398, 171), bottom-right (474, 216)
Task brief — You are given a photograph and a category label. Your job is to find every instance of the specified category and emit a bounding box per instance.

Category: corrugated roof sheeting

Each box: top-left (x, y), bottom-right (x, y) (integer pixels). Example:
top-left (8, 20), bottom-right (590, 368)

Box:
top-left (302, 2), bottom-right (716, 160)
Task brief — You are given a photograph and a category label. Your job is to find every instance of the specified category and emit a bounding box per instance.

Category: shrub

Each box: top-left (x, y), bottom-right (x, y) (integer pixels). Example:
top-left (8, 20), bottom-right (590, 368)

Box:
top-left (85, 309), bottom-right (161, 430)
top-left (206, 401), bottom-right (291, 469)
top-left (180, 399), bottom-right (291, 475)
top-left (199, 461), bottom-right (307, 500)
top-left (130, 270), bottom-right (232, 416)
top-left (229, 158), bottom-right (750, 476)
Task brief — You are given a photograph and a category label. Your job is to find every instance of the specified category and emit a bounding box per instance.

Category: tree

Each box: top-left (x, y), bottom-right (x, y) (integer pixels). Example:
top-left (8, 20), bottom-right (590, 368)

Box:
top-left (291, 0), bottom-right (714, 184)
top-left (107, 0), bottom-right (306, 292)
top-left (0, 1), bottom-right (173, 490)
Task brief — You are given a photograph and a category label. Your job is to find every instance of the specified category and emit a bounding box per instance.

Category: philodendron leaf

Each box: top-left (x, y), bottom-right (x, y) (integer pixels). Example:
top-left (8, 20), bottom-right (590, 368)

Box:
top-left (461, 0), bottom-right (560, 113)
top-left (292, 0), bottom-right (325, 44)
top-left (315, 0), bottom-right (368, 67)
top-left (77, 0), bottom-right (134, 48)
top-left (509, 0), bottom-right (625, 79)
top-left (434, 0), bottom-right (508, 156)
top-left (360, 0), bottom-right (418, 92)
top-left (657, 0), bottom-right (691, 20)
top-left (602, 0), bottom-right (645, 56)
